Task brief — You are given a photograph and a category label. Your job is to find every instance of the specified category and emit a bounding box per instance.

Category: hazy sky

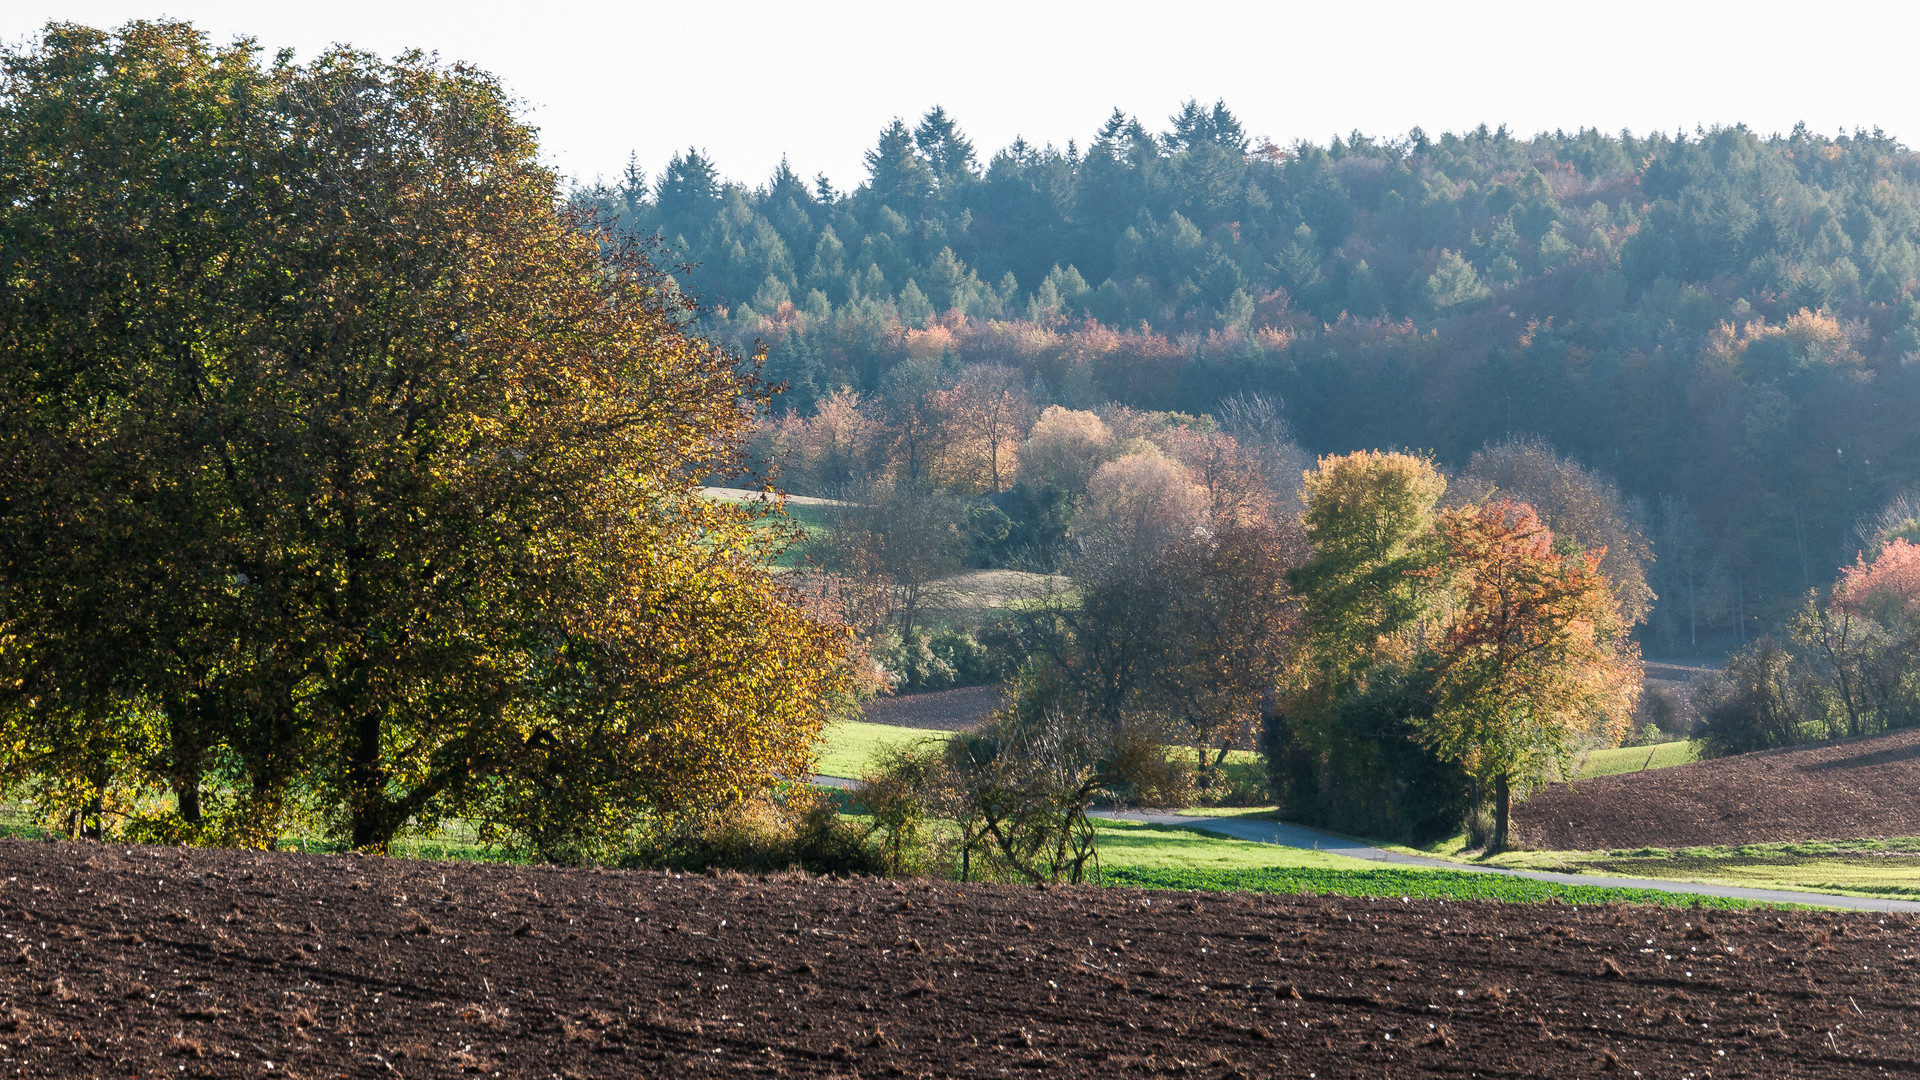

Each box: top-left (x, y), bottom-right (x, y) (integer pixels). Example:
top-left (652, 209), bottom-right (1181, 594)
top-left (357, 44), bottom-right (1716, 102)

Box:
top-left (9, 1), bottom-right (1919, 192)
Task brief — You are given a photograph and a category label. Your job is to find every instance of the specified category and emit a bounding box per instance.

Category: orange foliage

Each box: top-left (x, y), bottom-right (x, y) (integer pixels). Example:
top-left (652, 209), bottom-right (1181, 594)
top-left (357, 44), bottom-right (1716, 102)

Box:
top-left (1832, 539), bottom-right (1920, 625)
top-left (1420, 500), bottom-right (1641, 847)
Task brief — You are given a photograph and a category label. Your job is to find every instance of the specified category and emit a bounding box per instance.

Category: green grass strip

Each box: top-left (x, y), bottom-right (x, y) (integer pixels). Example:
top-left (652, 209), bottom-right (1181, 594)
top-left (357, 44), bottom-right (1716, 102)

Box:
top-left (1100, 865), bottom-right (1771, 909)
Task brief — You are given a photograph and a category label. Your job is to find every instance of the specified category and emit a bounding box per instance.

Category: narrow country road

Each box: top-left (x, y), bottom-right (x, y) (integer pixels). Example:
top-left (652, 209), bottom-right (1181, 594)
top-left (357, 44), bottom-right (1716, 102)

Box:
top-left (814, 775), bottom-right (1920, 911)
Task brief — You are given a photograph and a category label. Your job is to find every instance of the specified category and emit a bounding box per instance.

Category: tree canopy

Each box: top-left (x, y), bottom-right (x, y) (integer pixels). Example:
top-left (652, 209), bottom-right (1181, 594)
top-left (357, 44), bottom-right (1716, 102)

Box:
top-left (0, 21), bottom-right (853, 855)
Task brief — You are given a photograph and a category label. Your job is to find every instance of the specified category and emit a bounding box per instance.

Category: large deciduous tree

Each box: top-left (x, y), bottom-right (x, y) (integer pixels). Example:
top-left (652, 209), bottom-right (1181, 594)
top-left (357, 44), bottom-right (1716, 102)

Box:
top-left (1418, 501), bottom-right (1641, 850)
top-left (0, 21), bottom-right (853, 855)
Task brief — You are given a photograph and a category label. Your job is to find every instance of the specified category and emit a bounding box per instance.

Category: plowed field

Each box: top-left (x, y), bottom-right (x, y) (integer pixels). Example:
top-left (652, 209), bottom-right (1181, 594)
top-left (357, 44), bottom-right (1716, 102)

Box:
top-left (4, 840), bottom-right (1918, 1077)
top-left (860, 684), bottom-right (1000, 731)
top-left (1518, 727), bottom-right (1920, 851)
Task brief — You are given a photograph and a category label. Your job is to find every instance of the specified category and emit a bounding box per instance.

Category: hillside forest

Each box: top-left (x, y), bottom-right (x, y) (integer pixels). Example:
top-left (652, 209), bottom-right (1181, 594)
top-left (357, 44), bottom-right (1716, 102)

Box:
top-left (574, 106), bottom-right (1920, 653)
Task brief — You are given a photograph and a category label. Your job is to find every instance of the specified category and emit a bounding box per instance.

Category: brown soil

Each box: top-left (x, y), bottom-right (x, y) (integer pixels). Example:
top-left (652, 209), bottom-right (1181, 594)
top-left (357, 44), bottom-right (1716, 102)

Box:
top-left (7, 839), bottom-right (1918, 1077)
top-left (861, 683), bottom-right (1001, 731)
top-left (1519, 726), bottom-right (1920, 851)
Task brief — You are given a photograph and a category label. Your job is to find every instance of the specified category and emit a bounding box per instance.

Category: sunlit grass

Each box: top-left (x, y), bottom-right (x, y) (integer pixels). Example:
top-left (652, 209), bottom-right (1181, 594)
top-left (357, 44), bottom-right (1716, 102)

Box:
top-left (1570, 739), bottom-right (1700, 779)
top-left (1091, 817), bottom-right (1374, 874)
top-left (1091, 819), bottom-right (1779, 907)
top-left (1473, 840), bottom-right (1920, 898)
top-left (815, 719), bottom-right (947, 779)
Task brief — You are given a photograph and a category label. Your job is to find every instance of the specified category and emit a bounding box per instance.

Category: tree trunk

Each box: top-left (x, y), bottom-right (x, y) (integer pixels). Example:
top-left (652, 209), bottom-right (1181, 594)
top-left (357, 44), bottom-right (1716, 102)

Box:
top-left (165, 695), bottom-right (204, 825)
top-left (1492, 772), bottom-right (1511, 853)
top-left (175, 775), bottom-right (202, 825)
top-left (348, 709), bottom-right (388, 852)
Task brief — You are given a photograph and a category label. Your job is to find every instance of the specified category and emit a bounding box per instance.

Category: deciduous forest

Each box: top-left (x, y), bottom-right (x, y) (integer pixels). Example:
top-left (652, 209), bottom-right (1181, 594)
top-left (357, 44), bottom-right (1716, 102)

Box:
top-left (574, 106), bottom-right (1920, 650)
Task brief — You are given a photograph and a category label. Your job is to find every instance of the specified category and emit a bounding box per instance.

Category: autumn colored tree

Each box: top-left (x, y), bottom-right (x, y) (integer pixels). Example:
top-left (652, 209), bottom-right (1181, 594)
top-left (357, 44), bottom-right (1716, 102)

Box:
top-left (877, 356), bottom-right (951, 488)
top-left (1019, 405), bottom-right (1114, 494)
top-left (1078, 452), bottom-right (1209, 560)
top-left (1261, 451), bottom-right (1465, 840)
top-left (0, 21), bottom-right (283, 837)
top-left (769, 387), bottom-right (888, 495)
top-left (0, 22), bottom-right (855, 855)
top-left (1833, 539), bottom-right (1920, 627)
top-left (932, 364), bottom-right (1034, 494)
top-left (1419, 501), bottom-right (1641, 851)
top-left (1288, 451), bottom-right (1448, 698)
top-left (1159, 520), bottom-right (1305, 780)
top-left (1457, 436), bottom-right (1655, 625)
top-left (1162, 426), bottom-right (1273, 524)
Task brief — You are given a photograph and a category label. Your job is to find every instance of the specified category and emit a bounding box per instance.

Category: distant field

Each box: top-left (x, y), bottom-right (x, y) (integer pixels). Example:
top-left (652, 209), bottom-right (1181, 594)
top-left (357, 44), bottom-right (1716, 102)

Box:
top-left (815, 719), bottom-right (946, 779)
top-left (1571, 739), bottom-right (1699, 779)
top-left (696, 488), bottom-right (832, 568)
top-left (1519, 725), bottom-right (1920, 851)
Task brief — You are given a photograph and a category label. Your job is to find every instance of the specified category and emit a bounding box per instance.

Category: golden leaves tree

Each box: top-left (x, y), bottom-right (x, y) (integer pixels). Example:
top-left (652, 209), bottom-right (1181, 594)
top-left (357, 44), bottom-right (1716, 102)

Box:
top-left (1418, 501), bottom-right (1641, 851)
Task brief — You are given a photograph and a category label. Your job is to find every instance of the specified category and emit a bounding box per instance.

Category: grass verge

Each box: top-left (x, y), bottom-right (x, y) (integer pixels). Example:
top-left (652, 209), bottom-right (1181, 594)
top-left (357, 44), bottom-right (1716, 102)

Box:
top-left (1099, 864), bottom-right (1771, 908)
top-left (1087, 818), bottom-right (1770, 907)
top-left (1378, 829), bottom-right (1920, 900)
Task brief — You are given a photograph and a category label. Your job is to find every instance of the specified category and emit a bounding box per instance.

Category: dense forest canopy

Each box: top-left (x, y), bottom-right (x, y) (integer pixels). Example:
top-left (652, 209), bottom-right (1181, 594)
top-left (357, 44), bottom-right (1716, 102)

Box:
top-left (572, 104), bottom-right (1920, 653)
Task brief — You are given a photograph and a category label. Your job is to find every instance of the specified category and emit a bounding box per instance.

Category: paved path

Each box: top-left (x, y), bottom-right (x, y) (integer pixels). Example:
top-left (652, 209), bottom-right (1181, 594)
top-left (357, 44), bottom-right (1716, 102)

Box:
top-left (816, 774), bottom-right (1920, 911)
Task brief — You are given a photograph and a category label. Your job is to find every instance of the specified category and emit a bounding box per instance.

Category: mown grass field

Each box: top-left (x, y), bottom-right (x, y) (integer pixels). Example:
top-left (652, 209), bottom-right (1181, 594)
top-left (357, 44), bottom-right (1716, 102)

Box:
top-left (815, 719), bottom-right (945, 778)
top-left (1571, 738), bottom-right (1700, 778)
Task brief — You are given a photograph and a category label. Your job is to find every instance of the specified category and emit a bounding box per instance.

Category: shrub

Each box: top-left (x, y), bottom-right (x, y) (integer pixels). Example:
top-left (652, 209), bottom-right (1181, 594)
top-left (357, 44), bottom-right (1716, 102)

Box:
top-left (877, 627), bottom-right (996, 692)
top-left (1100, 731), bottom-right (1194, 809)
top-left (1189, 755), bottom-right (1270, 807)
top-left (930, 629), bottom-right (994, 684)
top-left (617, 789), bottom-right (890, 876)
top-left (1693, 638), bottom-right (1807, 756)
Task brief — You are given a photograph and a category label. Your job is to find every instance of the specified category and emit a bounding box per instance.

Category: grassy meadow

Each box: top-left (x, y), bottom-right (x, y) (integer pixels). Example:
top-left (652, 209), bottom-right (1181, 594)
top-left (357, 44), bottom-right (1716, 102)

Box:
top-left (1570, 739), bottom-right (1700, 779)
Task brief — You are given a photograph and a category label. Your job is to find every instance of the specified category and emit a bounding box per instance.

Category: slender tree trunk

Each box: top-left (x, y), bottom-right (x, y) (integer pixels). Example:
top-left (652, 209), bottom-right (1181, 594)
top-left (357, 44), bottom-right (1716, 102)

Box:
top-left (1468, 775), bottom-right (1481, 847)
top-left (1687, 567), bottom-right (1697, 650)
top-left (1492, 773), bottom-right (1511, 853)
top-left (166, 696), bottom-right (204, 825)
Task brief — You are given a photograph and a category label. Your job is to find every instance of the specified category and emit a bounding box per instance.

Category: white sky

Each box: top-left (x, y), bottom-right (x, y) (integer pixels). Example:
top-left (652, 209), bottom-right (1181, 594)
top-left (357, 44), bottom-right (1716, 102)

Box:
top-left (8, 1), bottom-right (1920, 193)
